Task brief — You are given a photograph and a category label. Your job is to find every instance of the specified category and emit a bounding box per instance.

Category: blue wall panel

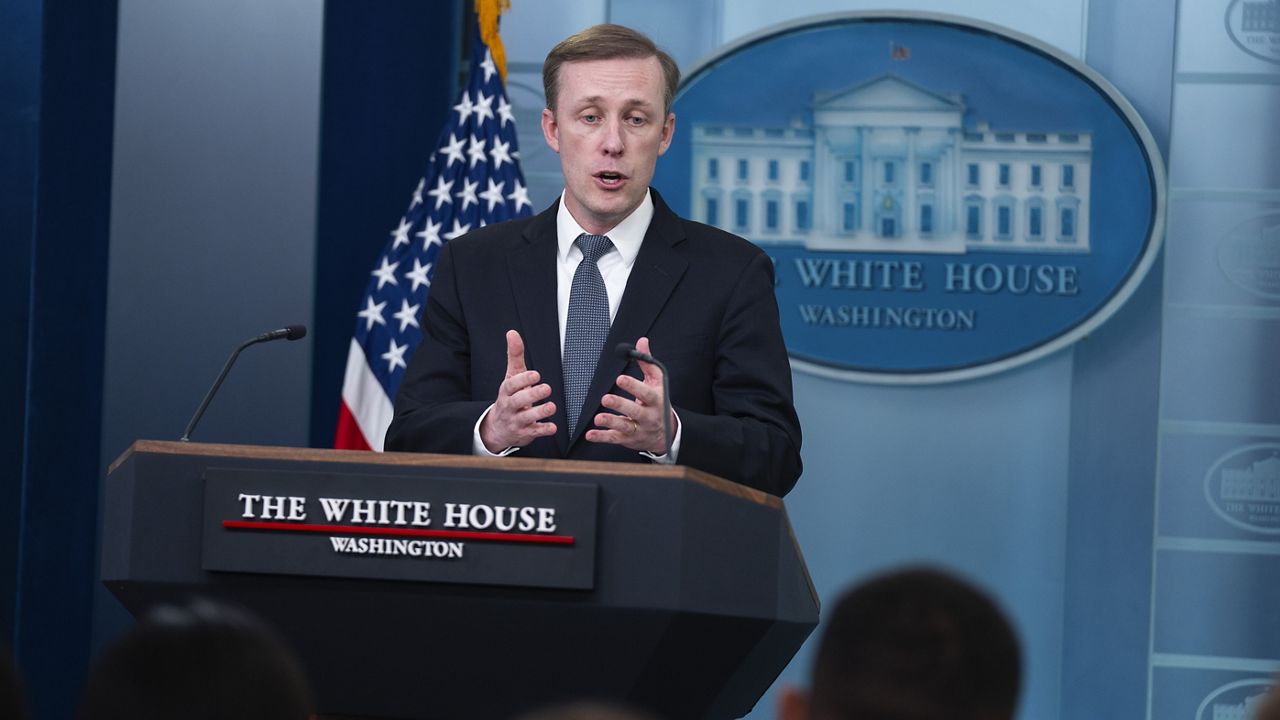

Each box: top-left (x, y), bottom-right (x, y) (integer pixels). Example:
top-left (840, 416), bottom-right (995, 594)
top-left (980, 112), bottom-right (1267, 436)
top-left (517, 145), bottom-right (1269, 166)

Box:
top-left (0, 0), bottom-right (41, 649)
top-left (11, 0), bottom-right (118, 717)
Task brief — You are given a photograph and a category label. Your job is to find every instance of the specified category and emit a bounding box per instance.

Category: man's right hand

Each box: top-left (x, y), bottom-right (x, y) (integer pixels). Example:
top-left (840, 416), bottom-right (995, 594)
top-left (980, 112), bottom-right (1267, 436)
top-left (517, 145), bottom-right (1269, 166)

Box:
top-left (479, 329), bottom-right (557, 453)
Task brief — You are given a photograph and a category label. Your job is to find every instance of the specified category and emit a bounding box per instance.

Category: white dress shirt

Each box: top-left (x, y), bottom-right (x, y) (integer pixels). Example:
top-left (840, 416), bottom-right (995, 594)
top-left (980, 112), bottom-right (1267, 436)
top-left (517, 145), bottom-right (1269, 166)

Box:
top-left (473, 189), bottom-right (682, 460)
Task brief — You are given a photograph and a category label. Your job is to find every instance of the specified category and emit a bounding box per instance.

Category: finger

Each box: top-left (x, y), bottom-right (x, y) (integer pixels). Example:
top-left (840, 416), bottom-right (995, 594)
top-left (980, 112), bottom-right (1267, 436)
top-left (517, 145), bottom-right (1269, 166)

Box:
top-left (505, 329), bottom-right (527, 377)
top-left (514, 405), bottom-right (558, 431)
top-left (600, 393), bottom-right (652, 423)
top-left (584, 427), bottom-right (630, 446)
top-left (527, 420), bottom-right (558, 437)
top-left (507, 381), bottom-right (552, 409)
top-left (499, 370), bottom-right (541, 399)
top-left (633, 336), bottom-right (664, 385)
top-left (592, 411), bottom-right (635, 435)
top-left (615, 374), bottom-right (663, 406)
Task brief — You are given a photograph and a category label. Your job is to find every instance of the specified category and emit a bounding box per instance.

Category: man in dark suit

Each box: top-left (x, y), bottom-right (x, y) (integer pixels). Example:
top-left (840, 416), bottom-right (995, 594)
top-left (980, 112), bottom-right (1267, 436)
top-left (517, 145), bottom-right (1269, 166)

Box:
top-left (386, 24), bottom-right (801, 497)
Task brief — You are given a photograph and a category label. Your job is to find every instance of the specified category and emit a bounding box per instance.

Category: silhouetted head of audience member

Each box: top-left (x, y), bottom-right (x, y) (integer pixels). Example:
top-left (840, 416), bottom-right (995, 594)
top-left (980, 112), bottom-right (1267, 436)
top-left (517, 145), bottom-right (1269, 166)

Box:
top-left (513, 699), bottom-right (665, 720)
top-left (780, 567), bottom-right (1022, 720)
top-left (1256, 680), bottom-right (1280, 720)
top-left (1, 646), bottom-right (28, 720)
top-left (79, 599), bottom-right (313, 720)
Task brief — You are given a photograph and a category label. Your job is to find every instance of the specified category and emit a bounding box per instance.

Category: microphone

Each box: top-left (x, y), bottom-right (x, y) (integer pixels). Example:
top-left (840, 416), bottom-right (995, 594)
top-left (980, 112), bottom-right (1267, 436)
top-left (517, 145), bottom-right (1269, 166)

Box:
top-left (614, 343), bottom-right (673, 459)
top-left (180, 325), bottom-right (308, 442)
top-left (255, 325), bottom-right (307, 342)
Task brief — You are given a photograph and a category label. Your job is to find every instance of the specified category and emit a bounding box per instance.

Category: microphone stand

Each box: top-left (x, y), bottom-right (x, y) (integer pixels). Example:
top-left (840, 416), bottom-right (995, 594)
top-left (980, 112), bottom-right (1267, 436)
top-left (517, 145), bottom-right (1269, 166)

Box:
top-left (180, 326), bottom-right (306, 442)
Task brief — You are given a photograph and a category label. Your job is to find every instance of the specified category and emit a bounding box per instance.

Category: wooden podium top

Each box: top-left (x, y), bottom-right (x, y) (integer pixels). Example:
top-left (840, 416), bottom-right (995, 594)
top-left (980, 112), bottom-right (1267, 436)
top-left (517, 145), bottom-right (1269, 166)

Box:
top-left (111, 439), bottom-right (781, 509)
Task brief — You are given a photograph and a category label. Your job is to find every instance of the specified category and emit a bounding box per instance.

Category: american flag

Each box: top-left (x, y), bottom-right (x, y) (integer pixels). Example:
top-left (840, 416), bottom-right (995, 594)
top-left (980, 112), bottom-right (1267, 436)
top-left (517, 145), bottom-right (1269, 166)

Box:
top-left (335, 26), bottom-right (534, 451)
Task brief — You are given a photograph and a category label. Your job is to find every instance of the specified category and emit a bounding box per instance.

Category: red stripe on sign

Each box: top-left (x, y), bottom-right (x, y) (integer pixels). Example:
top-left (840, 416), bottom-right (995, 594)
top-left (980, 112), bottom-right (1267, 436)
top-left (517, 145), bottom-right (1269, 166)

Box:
top-left (223, 520), bottom-right (575, 545)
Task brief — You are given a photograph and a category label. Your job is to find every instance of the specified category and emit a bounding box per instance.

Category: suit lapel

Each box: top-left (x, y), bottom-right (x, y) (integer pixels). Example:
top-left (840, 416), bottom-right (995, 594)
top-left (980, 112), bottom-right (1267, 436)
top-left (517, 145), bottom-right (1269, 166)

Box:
top-left (508, 202), bottom-right (570, 454)
top-left (570, 191), bottom-right (689, 448)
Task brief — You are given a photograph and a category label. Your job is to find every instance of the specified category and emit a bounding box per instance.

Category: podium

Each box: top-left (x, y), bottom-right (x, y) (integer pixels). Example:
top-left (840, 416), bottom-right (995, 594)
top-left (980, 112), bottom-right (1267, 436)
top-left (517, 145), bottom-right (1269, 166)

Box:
top-left (102, 441), bottom-right (818, 720)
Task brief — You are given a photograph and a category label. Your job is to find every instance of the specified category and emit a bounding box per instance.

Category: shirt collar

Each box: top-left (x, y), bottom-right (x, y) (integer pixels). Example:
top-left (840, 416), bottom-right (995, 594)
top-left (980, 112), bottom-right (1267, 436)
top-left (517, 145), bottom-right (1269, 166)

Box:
top-left (556, 189), bottom-right (652, 267)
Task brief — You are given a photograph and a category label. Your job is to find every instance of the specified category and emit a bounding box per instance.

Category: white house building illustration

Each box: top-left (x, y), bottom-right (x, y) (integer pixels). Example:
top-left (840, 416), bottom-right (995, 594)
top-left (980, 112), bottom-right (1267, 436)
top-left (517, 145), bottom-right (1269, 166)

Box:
top-left (1243, 0), bottom-right (1280, 33)
top-left (1212, 691), bottom-right (1267, 720)
top-left (1221, 454), bottom-right (1280, 502)
top-left (690, 75), bottom-right (1092, 254)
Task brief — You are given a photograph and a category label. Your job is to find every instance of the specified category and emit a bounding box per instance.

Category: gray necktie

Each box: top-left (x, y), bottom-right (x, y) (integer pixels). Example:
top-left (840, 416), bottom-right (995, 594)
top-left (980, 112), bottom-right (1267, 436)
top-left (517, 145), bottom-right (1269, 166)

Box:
top-left (563, 233), bottom-right (613, 437)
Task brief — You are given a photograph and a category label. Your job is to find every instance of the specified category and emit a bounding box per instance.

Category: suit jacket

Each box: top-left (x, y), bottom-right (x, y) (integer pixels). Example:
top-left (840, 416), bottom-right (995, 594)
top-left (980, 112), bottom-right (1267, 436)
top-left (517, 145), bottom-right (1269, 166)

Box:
top-left (385, 190), bottom-right (802, 496)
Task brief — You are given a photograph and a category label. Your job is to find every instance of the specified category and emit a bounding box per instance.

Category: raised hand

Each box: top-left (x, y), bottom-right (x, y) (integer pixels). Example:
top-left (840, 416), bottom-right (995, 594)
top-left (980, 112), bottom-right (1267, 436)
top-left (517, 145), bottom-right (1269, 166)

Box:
top-left (586, 336), bottom-right (675, 455)
top-left (479, 330), bottom-right (557, 452)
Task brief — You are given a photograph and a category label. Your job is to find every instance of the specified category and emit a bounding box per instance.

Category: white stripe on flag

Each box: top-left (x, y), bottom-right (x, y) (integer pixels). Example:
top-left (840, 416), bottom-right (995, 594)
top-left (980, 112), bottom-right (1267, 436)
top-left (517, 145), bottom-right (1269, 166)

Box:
top-left (341, 338), bottom-right (395, 452)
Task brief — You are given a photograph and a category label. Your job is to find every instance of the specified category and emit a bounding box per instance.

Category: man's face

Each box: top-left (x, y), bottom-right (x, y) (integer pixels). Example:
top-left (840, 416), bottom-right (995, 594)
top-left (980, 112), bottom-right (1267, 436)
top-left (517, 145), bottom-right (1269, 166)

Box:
top-left (541, 56), bottom-right (675, 236)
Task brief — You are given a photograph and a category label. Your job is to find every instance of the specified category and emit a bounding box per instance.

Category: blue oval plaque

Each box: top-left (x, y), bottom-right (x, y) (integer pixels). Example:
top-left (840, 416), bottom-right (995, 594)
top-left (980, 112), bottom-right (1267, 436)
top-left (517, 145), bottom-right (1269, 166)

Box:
top-left (654, 12), bottom-right (1166, 383)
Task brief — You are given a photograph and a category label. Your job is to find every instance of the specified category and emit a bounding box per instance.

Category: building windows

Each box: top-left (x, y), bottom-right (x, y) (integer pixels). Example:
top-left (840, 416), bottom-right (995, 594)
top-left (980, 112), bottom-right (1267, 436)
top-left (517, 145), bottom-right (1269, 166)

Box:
top-left (967, 163), bottom-right (980, 187)
top-left (1059, 206), bottom-right (1076, 242)
top-left (707, 158), bottom-right (719, 181)
top-left (880, 216), bottom-right (897, 238)
top-left (842, 202), bottom-right (857, 233)
top-left (920, 203), bottom-right (934, 235)
top-left (994, 196), bottom-right (1015, 240)
top-left (737, 159), bottom-right (749, 181)
top-left (768, 160), bottom-right (779, 181)
top-left (794, 198), bottom-right (811, 232)
top-left (883, 161), bottom-right (896, 184)
top-left (799, 160), bottom-right (811, 182)
top-left (1030, 164), bottom-right (1042, 188)
top-left (998, 163), bottom-right (1010, 187)
top-left (1055, 197), bottom-right (1080, 243)
top-left (701, 187), bottom-right (724, 228)
top-left (964, 197), bottom-right (984, 239)
top-left (1061, 164), bottom-right (1075, 190)
top-left (1027, 201), bottom-right (1044, 241)
top-left (1244, 2), bottom-right (1280, 31)
top-left (733, 192), bottom-right (751, 231)
top-left (920, 161), bottom-right (933, 186)
top-left (844, 160), bottom-right (856, 183)
top-left (763, 192), bottom-right (781, 232)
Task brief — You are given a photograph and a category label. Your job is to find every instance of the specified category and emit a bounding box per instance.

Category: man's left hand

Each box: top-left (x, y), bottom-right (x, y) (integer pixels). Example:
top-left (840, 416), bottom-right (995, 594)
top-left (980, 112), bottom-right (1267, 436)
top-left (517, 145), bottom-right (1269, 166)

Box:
top-left (585, 336), bottom-right (676, 455)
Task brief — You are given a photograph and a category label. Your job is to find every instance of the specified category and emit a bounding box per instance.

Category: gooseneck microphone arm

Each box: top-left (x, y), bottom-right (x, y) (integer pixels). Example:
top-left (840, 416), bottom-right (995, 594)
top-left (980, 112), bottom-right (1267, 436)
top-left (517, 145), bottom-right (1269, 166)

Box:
top-left (614, 343), bottom-right (673, 459)
top-left (180, 325), bottom-right (307, 442)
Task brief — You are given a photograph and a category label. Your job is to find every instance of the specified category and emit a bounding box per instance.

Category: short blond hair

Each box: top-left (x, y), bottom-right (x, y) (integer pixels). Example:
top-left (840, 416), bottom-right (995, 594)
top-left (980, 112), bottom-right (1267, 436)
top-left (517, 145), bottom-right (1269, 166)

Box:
top-left (542, 24), bottom-right (680, 116)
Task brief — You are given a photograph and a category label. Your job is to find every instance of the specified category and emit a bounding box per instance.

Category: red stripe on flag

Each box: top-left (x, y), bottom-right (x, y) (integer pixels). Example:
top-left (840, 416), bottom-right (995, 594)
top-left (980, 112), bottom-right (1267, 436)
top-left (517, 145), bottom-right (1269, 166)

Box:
top-left (334, 400), bottom-right (373, 451)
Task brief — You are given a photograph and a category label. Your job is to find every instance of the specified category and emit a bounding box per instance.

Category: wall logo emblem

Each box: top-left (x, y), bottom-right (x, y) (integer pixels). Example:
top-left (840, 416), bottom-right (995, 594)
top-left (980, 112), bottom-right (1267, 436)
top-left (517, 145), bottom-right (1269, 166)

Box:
top-left (1227, 0), bottom-right (1280, 65)
top-left (1205, 444), bottom-right (1280, 534)
top-left (657, 12), bottom-right (1165, 383)
top-left (1218, 213), bottom-right (1280, 300)
top-left (1196, 679), bottom-right (1274, 720)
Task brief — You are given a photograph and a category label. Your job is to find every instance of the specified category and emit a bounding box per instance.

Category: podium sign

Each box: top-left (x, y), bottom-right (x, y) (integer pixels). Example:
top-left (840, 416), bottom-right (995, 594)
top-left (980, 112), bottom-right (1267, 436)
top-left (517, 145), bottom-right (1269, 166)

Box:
top-left (202, 468), bottom-right (598, 590)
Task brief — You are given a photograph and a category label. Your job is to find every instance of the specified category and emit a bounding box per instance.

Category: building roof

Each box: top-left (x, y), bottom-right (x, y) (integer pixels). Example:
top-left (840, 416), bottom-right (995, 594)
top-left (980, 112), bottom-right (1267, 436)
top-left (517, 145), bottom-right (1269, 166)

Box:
top-left (813, 74), bottom-right (964, 113)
